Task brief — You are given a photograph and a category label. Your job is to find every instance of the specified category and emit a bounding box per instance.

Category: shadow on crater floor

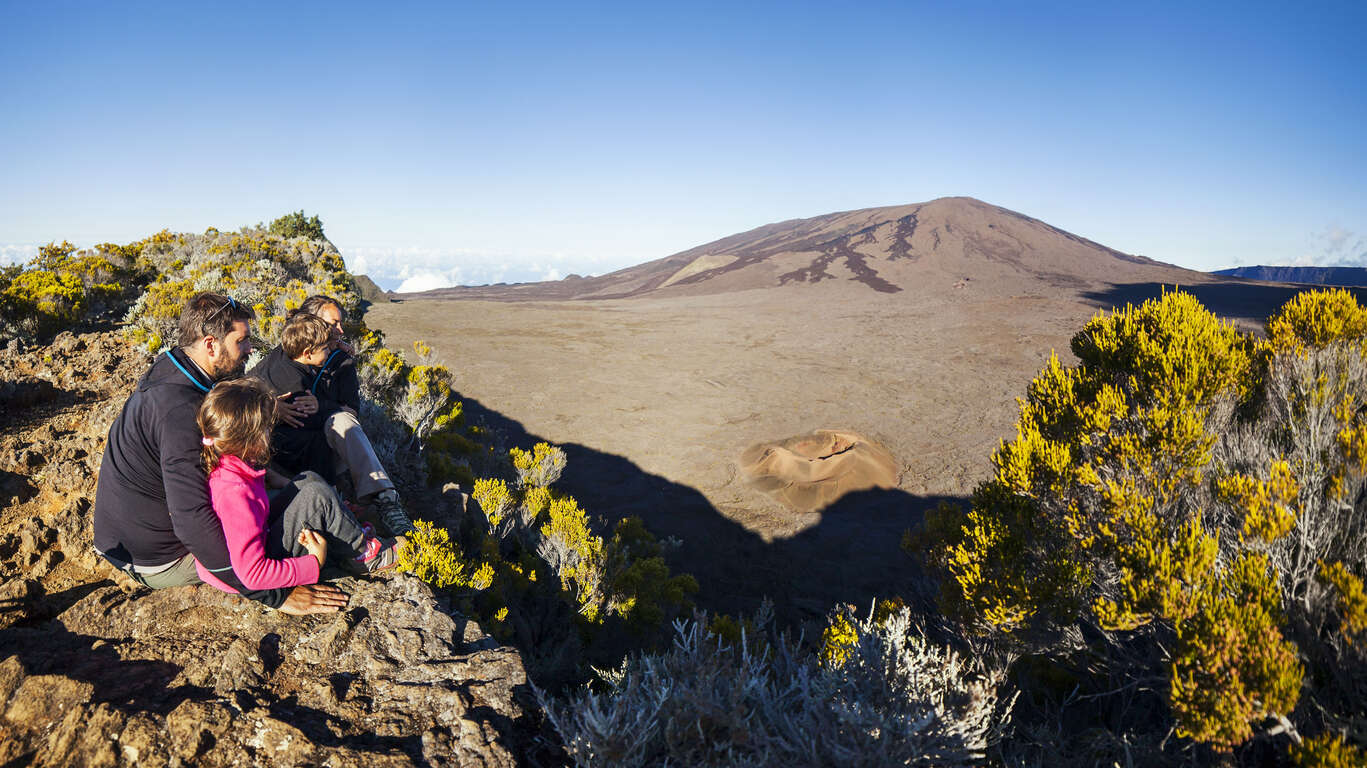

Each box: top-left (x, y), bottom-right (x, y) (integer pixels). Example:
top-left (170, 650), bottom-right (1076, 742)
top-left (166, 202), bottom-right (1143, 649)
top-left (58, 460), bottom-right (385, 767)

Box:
top-left (457, 393), bottom-right (960, 627)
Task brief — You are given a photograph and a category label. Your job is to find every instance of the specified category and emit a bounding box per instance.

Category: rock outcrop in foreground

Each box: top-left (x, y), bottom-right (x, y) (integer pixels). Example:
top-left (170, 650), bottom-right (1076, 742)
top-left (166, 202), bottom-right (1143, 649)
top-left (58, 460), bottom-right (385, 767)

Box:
top-left (0, 332), bottom-right (547, 767)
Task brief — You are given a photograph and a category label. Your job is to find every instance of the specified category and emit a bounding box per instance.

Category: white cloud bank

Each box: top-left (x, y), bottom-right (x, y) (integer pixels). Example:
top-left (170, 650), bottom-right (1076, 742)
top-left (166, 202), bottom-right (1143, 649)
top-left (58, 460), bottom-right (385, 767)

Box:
top-left (0, 244), bottom-right (39, 267)
top-left (1307, 226), bottom-right (1367, 266)
top-left (341, 245), bottom-right (628, 293)
top-left (1250, 226), bottom-right (1367, 268)
top-left (0, 241), bottom-right (633, 289)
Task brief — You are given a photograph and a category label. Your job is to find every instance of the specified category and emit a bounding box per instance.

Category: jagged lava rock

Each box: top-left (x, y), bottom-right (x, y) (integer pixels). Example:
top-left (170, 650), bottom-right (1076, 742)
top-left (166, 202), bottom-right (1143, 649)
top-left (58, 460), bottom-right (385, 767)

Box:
top-left (2, 576), bottom-right (538, 767)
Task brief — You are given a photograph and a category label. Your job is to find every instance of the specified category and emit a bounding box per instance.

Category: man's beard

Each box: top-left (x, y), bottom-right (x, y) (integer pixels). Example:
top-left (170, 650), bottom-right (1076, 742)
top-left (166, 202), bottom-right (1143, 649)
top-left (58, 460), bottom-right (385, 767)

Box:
top-left (211, 355), bottom-right (247, 381)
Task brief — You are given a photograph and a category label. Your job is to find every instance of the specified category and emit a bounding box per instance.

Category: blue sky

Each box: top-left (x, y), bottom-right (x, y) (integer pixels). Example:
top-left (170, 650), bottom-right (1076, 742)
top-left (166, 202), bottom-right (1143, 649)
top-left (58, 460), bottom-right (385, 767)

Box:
top-left (2, 0), bottom-right (1364, 290)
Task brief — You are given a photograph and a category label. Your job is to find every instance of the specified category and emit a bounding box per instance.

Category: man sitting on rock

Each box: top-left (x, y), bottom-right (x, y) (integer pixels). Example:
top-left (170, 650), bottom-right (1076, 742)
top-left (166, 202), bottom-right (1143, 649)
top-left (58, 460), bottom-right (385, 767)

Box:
top-left (249, 295), bottom-right (416, 536)
top-left (92, 292), bottom-right (349, 614)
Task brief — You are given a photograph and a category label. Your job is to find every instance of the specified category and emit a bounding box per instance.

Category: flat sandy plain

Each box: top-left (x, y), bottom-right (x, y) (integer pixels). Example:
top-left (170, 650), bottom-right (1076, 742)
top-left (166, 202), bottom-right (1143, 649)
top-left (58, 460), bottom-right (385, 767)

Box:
top-left (366, 198), bottom-right (1319, 619)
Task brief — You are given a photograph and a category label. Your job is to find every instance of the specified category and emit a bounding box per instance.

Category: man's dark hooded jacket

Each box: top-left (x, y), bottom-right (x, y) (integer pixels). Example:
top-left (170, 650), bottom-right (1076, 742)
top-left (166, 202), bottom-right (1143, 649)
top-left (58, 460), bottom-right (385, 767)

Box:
top-left (248, 346), bottom-right (359, 477)
top-left (93, 347), bottom-right (287, 608)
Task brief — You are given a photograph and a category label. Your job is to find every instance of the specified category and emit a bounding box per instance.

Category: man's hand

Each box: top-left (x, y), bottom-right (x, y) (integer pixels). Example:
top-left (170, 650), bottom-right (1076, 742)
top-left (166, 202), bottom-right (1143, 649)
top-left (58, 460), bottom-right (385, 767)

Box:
top-left (277, 583), bottom-right (349, 615)
top-left (276, 392), bottom-right (319, 428)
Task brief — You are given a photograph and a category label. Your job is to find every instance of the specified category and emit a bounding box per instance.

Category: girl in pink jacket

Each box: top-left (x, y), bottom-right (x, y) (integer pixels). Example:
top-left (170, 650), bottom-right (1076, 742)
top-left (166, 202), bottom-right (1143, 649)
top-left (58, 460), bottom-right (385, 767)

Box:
top-left (194, 379), bottom-right (401, 594)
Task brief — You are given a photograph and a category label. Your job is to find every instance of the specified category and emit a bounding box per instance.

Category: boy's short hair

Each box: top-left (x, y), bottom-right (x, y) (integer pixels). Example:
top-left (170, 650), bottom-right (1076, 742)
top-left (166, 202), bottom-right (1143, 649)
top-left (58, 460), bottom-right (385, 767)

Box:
top-left (281, 313), bottom-right (333, 359)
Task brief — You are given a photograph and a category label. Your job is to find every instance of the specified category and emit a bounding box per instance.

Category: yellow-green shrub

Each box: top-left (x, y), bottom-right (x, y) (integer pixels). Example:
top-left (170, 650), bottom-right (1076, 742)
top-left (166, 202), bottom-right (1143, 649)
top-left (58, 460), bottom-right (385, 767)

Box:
top-left (921, 289), bottom-right (1367, 755)
top-left (1169, 555), bottom-right (1302, 749)
top-left (1319, 561), bottom-right (1367, 645)
top-left (511, 442), bottom-right (567, 488)
top-left (1268, 288), bottom-right (1367, 353)
top-left (934, 291), bottom-right (1254, 636)
top-left (540, 495), bottom-right (605, 618)
top-left (472, 477), bottom-right (516, 529)
top-left (820, 611), bottom-right (859, 668)
top-left (819, 598), bottom-right (911, 668)
top-left (398, 364), bottom-right (455, 440)
top-left (1291, 734), bottom-right (1367, 767)
top-left (396, 520), bottom-right (474, 589)
top-left (0, 239), bottom-right (146, 341)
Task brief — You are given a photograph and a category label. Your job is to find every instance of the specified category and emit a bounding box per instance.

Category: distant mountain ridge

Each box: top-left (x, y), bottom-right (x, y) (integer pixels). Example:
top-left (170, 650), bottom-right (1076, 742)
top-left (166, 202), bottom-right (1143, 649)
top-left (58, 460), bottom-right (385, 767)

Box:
top-left (404, 196), bottom-right (1206, 301)
top-left (1214, 266), bottom-right (1367, 287)
top-left (353, 273), bottom-right (392, 303)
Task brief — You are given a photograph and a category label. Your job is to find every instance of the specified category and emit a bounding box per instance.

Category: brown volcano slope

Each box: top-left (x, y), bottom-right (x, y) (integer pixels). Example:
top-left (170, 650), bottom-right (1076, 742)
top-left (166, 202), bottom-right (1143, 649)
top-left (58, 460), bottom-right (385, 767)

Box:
top-left (404, 196), bottom-right (1205, 301)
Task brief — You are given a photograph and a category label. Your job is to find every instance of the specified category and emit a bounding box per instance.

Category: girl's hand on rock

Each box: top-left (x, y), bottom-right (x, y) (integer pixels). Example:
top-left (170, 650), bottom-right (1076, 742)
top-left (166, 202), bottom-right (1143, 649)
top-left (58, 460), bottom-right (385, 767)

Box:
top-left (299, 529), bottom-right (327, 568)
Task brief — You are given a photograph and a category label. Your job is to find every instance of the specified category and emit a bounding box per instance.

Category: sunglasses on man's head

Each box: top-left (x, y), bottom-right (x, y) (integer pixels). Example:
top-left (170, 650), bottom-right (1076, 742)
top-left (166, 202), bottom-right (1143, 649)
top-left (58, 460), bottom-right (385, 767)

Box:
top-left (201, 296), bottom-right (247, 340)
top-left (205, 296), bottom-right (239, 323)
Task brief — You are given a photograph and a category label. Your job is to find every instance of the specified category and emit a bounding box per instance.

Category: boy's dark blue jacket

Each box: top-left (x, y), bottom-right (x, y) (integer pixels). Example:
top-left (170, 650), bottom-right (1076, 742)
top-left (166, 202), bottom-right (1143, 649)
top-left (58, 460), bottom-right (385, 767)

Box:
top-left (92, 347), bottom-right (287, 608)
top-left (248, 346), bottom-right (359, 476)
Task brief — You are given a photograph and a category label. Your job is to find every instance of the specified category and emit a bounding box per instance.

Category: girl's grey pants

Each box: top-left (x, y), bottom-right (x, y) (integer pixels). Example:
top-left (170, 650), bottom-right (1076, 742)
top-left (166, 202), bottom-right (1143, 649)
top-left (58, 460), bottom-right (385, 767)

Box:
top-left (264, 471), bottom-right (370, 569)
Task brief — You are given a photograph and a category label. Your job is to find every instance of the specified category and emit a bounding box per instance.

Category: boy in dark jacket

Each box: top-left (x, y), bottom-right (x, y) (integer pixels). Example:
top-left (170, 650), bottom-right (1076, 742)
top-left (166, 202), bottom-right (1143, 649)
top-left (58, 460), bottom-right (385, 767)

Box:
top-left (249, 313), bottom-right (338, 479)
top-left (251, 310), bottom-right (415, 535)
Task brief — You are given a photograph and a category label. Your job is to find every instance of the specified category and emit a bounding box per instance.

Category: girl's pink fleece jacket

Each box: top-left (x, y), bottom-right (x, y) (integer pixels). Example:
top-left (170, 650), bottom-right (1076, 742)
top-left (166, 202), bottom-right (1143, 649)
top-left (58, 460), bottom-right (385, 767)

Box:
top-left (196, 454), bottom-right (320, 592)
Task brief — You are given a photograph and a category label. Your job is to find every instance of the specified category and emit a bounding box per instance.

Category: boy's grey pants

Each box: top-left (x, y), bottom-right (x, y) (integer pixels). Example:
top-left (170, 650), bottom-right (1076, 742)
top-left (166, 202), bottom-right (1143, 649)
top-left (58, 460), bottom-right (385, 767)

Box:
top-left (324, 411), bottom-right (395, 500)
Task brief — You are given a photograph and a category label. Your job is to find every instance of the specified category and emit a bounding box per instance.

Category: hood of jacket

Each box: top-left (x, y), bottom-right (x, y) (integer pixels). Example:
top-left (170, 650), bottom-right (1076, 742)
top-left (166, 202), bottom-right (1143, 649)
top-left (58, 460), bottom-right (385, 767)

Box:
top-left (137, 347), bottom-right (216, 397)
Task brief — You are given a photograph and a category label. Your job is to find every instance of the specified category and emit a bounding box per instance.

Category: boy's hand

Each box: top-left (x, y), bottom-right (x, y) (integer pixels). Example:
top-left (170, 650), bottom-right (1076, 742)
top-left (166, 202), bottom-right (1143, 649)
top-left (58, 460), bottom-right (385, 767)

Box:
top-left (298, 529), bottom-right (328, 569)
top-left (276, 392), bottom-right (319, 427)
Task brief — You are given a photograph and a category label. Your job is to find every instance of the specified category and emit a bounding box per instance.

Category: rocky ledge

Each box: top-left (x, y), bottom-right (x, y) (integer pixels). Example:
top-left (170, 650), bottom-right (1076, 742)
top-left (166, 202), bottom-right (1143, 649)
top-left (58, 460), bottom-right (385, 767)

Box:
top-left (0, 332), bottom-right (551, 767)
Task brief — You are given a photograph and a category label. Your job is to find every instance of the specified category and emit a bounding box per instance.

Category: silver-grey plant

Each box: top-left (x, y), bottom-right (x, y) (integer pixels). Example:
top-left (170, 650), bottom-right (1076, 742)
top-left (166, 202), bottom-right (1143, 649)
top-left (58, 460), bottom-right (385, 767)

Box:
top-left (538, 605), bottom-right (1012, 767)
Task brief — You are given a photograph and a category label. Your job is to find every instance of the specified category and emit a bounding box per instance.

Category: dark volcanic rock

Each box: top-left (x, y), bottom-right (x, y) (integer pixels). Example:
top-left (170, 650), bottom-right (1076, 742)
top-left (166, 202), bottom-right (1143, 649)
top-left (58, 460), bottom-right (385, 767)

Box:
top-left (0, 577), bottom-right (540, 767)
top-left (0, 377), bottom-right (59, 413)
top-left (355, 273), bottom-right (393, 304)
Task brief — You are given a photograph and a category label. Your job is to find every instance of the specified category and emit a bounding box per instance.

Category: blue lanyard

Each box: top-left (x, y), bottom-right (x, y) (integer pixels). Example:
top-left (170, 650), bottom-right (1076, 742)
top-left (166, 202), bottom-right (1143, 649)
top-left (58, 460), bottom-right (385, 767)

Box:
top-left (166, 351), bottom-right (211, 393)
top-left (310, 349), bottom-right (344, 393)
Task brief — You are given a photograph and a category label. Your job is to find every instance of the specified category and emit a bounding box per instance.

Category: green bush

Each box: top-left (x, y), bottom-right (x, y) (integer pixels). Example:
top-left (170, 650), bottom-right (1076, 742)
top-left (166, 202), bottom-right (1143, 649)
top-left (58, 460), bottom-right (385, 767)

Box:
top-left (268, 210), bottom-right (325, 241)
